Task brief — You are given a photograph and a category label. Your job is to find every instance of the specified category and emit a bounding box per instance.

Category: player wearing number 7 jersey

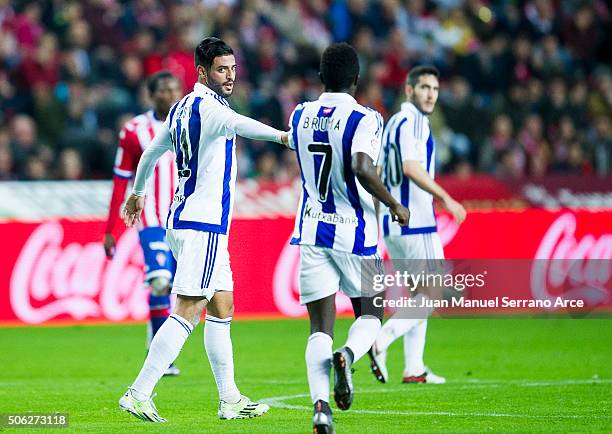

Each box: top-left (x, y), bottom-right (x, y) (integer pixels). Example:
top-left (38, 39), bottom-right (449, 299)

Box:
top-left (287, 42), bottom-right (409, 434)
top-left (119, 37), bottom-right (289, 423)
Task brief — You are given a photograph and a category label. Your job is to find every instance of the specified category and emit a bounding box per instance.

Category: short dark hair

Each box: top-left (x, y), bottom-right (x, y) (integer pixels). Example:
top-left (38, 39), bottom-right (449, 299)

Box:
top-left (320, 42), bottom-right (359, 92)
top-left (194, 37), bottom-right (234, 70)
top-left (147, 70), bottom-right (176, 95)
top-left (406, 65), bottom-right (440, 87)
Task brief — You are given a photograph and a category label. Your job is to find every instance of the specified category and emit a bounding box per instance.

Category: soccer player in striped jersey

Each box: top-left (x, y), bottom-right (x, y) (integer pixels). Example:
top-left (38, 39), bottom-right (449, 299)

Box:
top-left (119, 37), bottom-right (289, 422)
top-left (104, 71), bottom-right (182, 376)
top-left (369, 65), bottom-right (466, 385)
top-left (288, 43), bottom-right (409, 434)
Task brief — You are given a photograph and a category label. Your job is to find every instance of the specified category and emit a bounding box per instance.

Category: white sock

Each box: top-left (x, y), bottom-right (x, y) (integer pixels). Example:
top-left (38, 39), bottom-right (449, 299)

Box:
top-left (375, 317), bottom-right (419, 353)
top-left (132, 313), bottom-right (193, 400)
top-left (204, 315), bottom-right (241, 403)
top-left (344, 316), bottom-right (381, 363)
top-left (403, 319), bottom-right (427, 375)
top-left (305, 332), bottom-right (332, 404)
top-left (375, 293), bottom-right (432, 353)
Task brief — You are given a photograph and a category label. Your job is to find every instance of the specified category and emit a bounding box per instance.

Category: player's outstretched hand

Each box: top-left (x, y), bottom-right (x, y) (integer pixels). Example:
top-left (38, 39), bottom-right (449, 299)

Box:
top-left (122, 194), bottom-right (144, 228)
top-left (103, 233), bottom-right (116, 258)
top-left (444, 197), bottom-right (467, 224)
top-left (390, 202), bottom-right (410, 226)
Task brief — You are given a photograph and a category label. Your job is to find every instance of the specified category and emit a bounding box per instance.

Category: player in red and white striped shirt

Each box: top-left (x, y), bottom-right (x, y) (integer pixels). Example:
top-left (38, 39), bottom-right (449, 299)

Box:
top-left (104, 71), bottom-right (182, 376)
top-left (113, 117), bottom-right (176, 229)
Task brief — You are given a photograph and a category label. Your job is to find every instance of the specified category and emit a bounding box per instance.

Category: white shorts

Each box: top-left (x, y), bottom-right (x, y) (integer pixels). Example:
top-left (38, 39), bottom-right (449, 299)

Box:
top-left (384, 232), bottom-right (445, 260)
top-left (166, 229), bottom-right (233, 300)
top-left (298, 245), bottom-right (382, 305)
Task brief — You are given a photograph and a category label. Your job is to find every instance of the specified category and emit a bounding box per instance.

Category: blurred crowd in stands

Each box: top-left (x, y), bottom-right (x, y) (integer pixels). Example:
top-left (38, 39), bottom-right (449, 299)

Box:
top-left (0, 0), bottom-right (610, 181)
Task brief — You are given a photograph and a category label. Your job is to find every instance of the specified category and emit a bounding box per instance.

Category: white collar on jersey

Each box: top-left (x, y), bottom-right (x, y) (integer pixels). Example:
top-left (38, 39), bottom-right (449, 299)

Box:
top-left (193, 82), bottom-right (219, 97)
top-left (319, 92), bottom-right (357, 103)
top-left (193, 82), bottom-right (231, 107)
top-left (401, 101), bottom-right (429, 117)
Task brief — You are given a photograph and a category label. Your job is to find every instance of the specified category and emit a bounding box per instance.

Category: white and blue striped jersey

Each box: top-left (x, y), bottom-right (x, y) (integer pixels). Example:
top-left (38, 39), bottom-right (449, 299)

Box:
top-left (378, 102), bottom-right (437, 237)
top-left (288, 93), bottom-right (383, 256)
top-left (164, 83), bottom-right (237, 233)
top-left (131, 82), bottom-right (284, 234)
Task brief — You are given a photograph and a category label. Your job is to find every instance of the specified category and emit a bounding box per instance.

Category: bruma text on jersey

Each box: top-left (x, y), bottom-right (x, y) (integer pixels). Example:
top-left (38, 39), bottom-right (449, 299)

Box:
top-left (301, 115), bottom-right (341, 132)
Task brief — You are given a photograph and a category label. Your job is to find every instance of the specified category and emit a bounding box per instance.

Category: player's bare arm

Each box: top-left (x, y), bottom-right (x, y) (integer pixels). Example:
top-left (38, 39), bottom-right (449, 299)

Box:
top-left (403, 160), bottom-right (466, 224)
top-left (353, 152), bottom-right (409, 226)
top-left (373, 197), bottom-right (380, 227)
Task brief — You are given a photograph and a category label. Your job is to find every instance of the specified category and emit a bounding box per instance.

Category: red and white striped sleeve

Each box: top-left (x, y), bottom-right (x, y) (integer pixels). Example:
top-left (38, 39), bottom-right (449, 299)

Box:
top-left (113, 124), bottom-right (143, 179)
top-left (105, 123), bottom-right (143, 234)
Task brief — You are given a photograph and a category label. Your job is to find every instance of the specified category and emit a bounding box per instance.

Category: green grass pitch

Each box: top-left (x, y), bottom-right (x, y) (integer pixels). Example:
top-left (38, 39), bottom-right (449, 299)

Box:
top-left (1, 318), bottom-right (611, 433)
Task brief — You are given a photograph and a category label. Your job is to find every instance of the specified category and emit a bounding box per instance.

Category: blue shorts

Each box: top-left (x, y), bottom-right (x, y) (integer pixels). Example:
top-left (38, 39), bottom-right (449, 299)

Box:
top-left (138, 227), bottom-right (177, 283)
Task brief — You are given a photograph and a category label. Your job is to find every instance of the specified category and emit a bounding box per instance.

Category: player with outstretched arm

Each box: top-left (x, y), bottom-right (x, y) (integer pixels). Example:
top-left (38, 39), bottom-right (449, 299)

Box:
top-left (119, 37), bottom-right (289, 422)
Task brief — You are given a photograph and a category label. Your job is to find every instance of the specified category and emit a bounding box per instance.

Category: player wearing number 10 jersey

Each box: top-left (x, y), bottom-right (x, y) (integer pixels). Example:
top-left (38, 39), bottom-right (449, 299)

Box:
top-left (119, 37), bottom-right (289, 423)
top-left (288, 42), bottom-right (409, 434)
top-left (369, 66), bottom-right (466, 386)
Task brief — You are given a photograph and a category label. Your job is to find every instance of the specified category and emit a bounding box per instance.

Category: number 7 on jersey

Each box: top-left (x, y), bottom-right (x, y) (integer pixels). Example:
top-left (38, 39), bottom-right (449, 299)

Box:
top-left (308, 142), bottom-right (332, 202)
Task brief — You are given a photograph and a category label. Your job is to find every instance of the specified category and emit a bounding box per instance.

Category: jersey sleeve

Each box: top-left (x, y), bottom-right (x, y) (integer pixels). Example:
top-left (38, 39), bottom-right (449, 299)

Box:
top-left (398, 113), bottom-right (423, 162)
top-left (113, 126), bottom-right (142, 179)
top-left (286, 104), bottom-right (304, 151)
top-left (207, 102), bottom-right (284, 144)
top-left (351, 110), bottom-right (384, 161)
top-left (131, 127), bottom-right (173, 196)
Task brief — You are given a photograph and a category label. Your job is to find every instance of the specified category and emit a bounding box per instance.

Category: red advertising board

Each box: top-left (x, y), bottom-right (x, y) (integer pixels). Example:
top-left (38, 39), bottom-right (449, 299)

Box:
top-left (1, 210), bottom-right (610, 324)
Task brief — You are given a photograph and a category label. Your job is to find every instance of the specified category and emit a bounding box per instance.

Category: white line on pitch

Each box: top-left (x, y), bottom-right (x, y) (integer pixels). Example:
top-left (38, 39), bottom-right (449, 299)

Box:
top-left (260, 393), bottom-right (612, 419)
top-left (252, 378), bottom-right (611, 387)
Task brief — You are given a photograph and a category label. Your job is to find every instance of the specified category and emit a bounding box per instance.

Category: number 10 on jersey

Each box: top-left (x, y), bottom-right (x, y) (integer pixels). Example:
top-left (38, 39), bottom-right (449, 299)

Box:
top-left (172, 125), bottom-right (191, 179)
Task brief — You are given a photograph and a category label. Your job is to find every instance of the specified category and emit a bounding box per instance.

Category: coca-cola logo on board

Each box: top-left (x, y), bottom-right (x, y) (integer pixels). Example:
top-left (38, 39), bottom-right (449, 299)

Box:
top-left (10, 222), bottom-right (149, 324)
top-left (531, 213), bottom-right (611, 307)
